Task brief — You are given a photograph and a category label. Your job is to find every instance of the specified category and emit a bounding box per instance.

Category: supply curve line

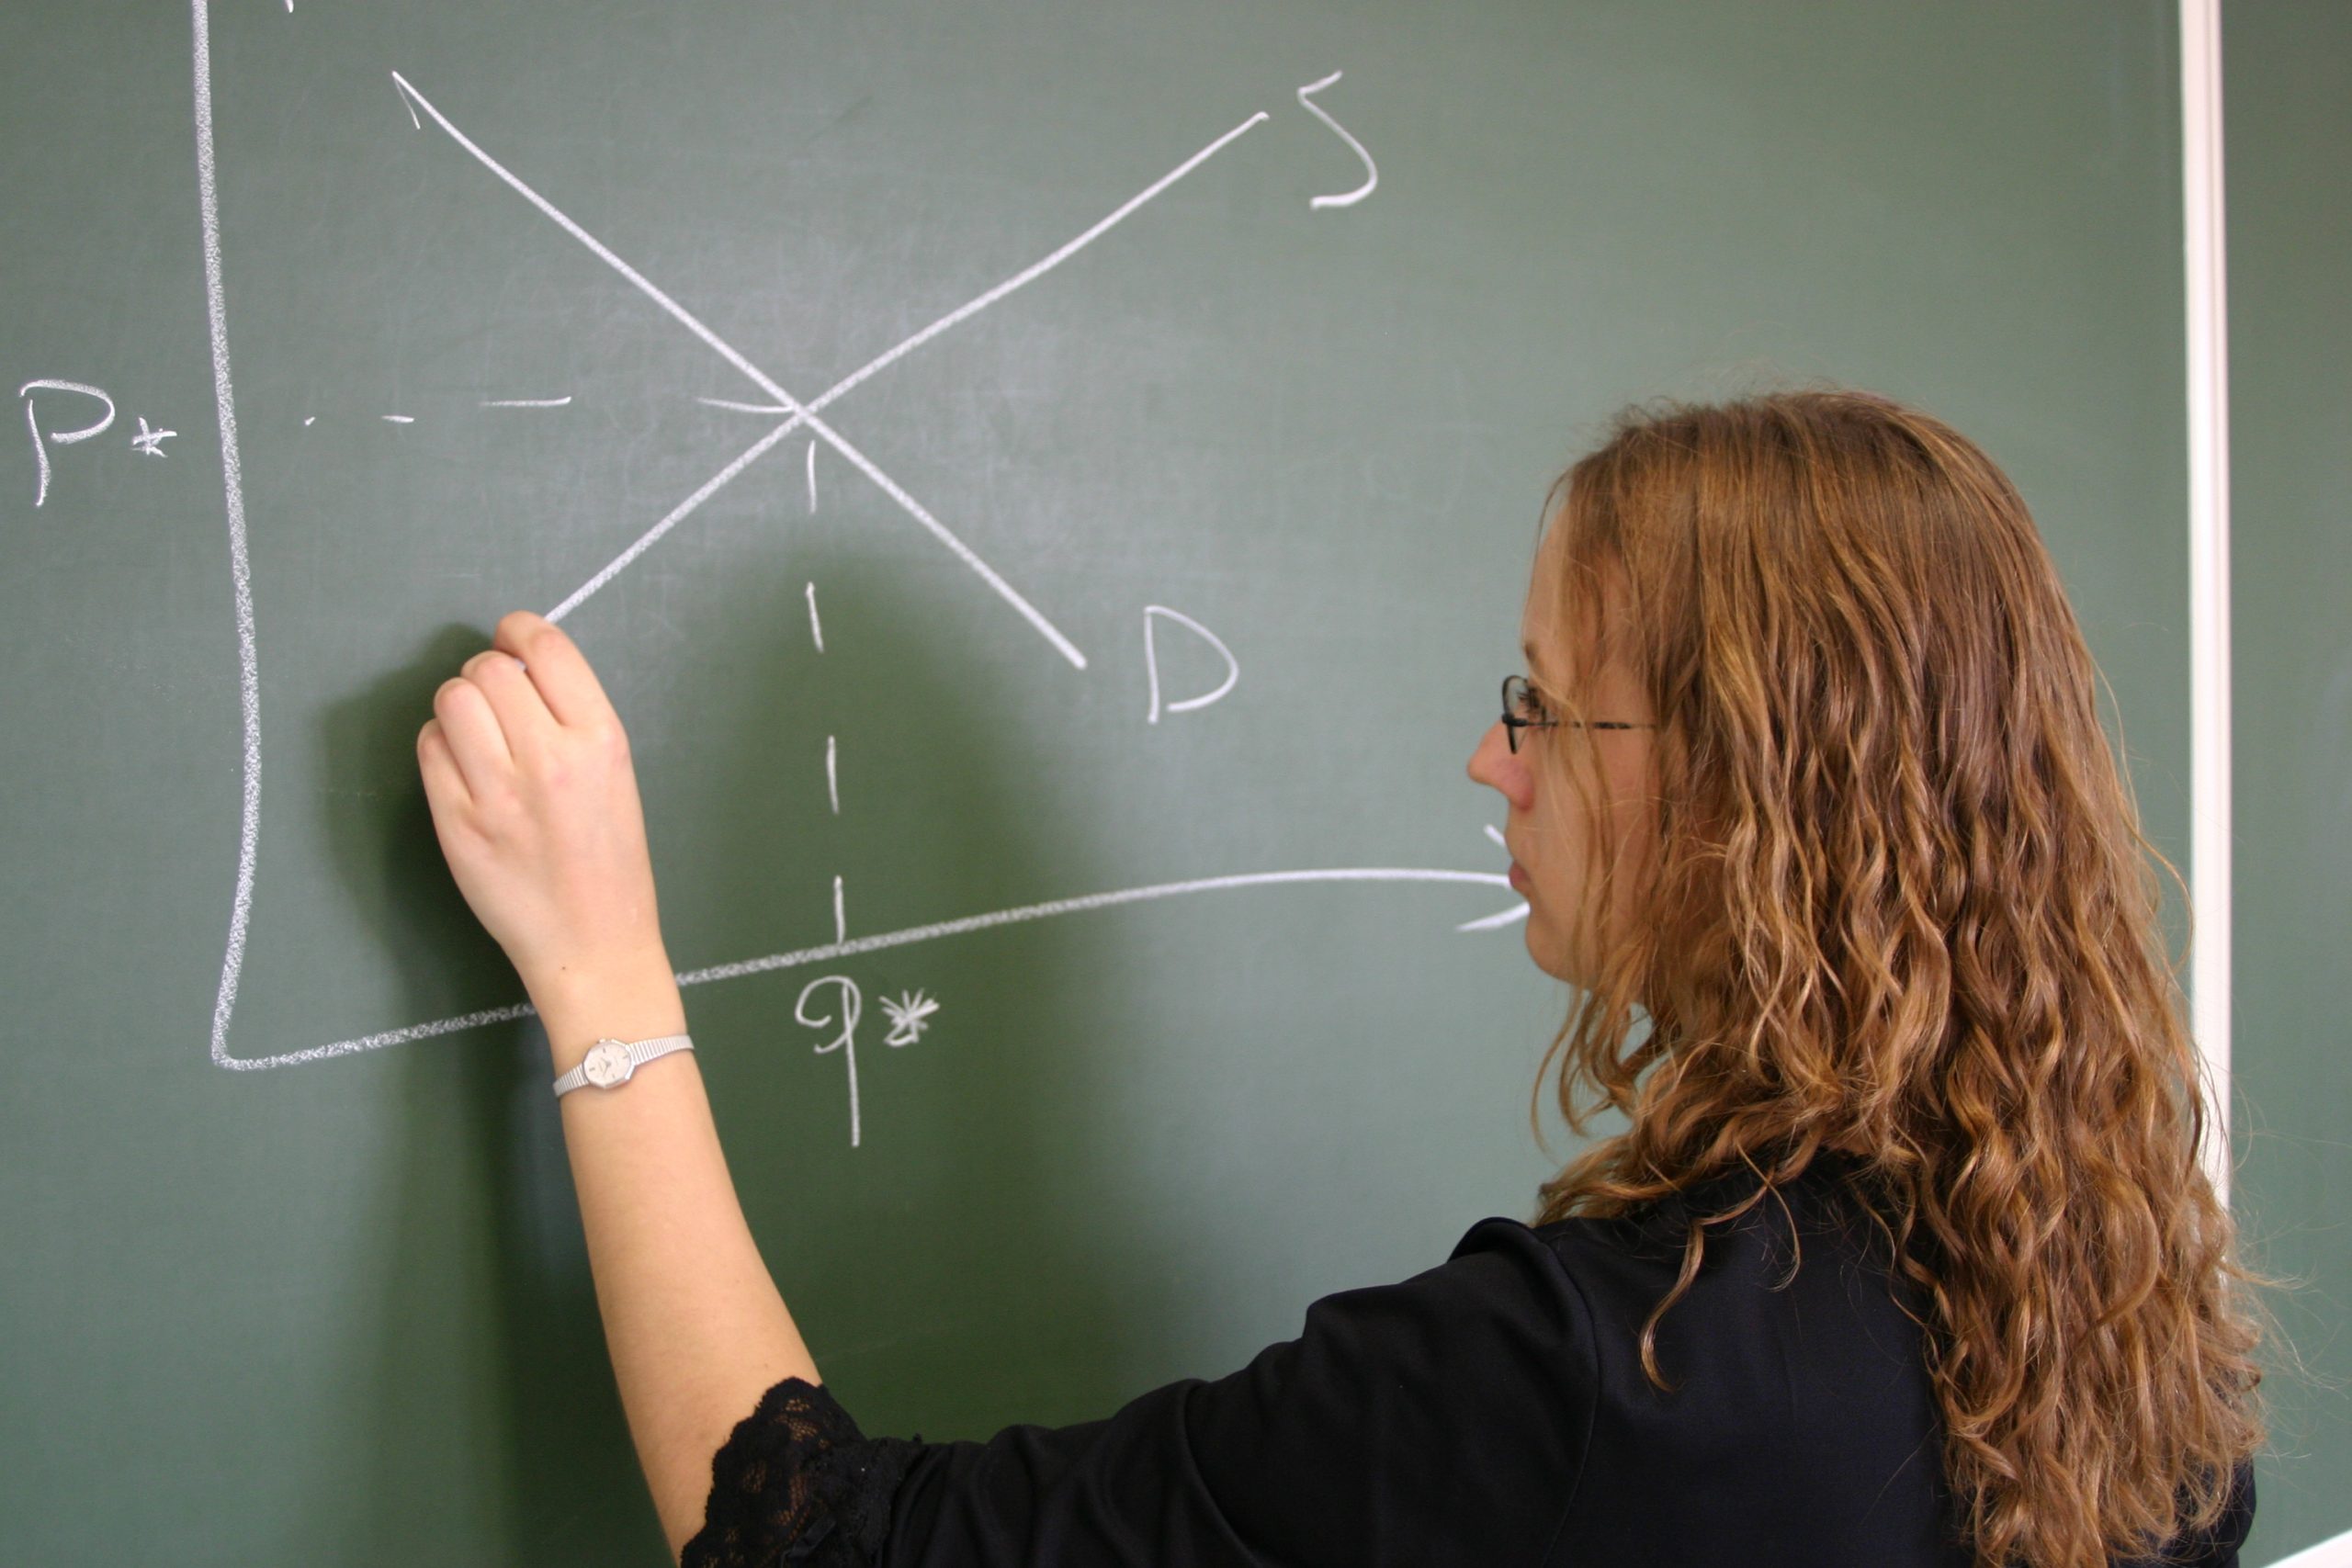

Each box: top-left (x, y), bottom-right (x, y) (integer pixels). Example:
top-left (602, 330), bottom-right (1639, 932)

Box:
top-left (220, 867), bottom-right (1515, 1071)
top-left (389, 70), bottom-right (1269, 666)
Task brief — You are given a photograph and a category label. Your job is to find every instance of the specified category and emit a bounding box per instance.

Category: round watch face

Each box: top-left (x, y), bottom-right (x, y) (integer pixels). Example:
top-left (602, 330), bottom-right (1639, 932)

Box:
top-left (582, 1040), bottom-right (632, 1089)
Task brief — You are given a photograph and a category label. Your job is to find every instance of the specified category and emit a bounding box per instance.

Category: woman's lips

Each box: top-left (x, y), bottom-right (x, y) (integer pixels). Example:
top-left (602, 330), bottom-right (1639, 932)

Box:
top-left (1508, 861), bottom-right (1530, 891)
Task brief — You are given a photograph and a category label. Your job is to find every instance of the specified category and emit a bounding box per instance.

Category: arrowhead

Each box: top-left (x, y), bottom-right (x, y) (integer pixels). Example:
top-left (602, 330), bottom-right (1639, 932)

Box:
top-left (1456, 902), bottom-right (1529, 933)
top-left (390, 71), bottom-right (424, 130)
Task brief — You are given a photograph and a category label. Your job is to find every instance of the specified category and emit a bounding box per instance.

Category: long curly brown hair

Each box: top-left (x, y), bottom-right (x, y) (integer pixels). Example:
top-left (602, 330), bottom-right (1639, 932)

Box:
top-left (1521, 389), bottom-right (2273, 1567)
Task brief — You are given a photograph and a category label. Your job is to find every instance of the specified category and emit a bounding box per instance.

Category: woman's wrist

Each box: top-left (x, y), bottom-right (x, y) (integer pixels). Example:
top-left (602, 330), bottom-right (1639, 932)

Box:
top-left (526, 948), bottom-right (687, 1074)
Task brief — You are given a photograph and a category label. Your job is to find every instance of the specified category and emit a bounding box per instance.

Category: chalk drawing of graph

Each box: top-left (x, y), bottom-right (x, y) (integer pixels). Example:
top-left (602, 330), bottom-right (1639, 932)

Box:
top-left (187, 0), bottom-right (1519, 1073)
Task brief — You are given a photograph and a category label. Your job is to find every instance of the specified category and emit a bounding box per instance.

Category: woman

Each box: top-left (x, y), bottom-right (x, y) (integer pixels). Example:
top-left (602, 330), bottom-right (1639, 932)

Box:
top-left (418, 389), bottom-right (2269, 1566)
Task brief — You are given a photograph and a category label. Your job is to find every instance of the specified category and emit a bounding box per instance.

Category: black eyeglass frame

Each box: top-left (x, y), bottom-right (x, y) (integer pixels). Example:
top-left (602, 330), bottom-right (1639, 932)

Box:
top-left (1500, 674), bottom-right (1658, 753)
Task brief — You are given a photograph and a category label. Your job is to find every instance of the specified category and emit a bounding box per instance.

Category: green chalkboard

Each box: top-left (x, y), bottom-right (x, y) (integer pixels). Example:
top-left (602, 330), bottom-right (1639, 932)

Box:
top-left (0, 2), bottom-right (2247, 1562)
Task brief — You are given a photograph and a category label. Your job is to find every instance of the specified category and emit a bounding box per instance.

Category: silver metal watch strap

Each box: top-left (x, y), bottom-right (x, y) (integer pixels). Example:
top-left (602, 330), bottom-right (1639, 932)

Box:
top-left (552, 1032), bottom-right (695, 1097)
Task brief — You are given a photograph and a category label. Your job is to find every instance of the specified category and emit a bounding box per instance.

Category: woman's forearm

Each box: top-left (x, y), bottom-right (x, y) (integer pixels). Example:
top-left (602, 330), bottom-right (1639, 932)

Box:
top-left (536, 957), bottom-right (821, 1561)
top-left (414, 615), bottom-right (820, 1557)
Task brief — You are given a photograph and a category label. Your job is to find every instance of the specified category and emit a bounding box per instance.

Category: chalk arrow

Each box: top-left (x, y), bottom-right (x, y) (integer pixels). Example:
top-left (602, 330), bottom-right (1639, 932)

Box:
top-left (1455, 823), bottom-right (1530, 931)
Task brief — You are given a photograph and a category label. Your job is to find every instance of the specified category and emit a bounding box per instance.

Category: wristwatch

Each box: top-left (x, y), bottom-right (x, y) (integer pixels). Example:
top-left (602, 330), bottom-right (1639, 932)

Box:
top-left (552, 1033), bottom-right (695, 1098)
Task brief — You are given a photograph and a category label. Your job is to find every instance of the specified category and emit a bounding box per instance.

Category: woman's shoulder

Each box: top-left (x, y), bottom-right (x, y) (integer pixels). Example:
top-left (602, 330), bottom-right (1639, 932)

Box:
top-left (1468, 1155), bottom-right (1964, 1563)
top-left (1453, 1151), bottom-right (1926, 1343)
top-left (1479, 1148), bottom-right (1888, 1249)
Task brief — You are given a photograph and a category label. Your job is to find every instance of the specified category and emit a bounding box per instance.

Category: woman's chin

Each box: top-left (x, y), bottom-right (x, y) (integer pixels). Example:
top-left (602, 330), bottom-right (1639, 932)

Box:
top-left (1520, 919), bottom-right (1570, 983)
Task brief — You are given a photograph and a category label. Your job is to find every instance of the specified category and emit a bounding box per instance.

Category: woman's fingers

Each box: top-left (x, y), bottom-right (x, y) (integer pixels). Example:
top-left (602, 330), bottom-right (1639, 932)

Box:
top-left (416, 716), bottom-right (472, 810)
top-left (427, 613), bottom-right (624, 806)
top-left (493, 611), bottom-right (616, 731)
top-left (432, 672), bottom-right (513, 800)
top-left (462, 648), bottom-right (556, 761)
top-left (417, 611), bottom-right (667, 994)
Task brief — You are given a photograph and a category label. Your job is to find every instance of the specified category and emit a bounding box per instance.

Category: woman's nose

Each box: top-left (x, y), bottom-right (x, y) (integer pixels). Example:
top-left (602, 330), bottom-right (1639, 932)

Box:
top-left (1467, 719), bottom-right (1508, 786)
top-left (1468, 720), bottom-right (1534, 811)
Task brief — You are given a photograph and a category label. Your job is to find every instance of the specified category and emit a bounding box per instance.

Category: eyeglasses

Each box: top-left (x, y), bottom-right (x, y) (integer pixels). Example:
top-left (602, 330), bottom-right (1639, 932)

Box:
top-left (1500, 674), bottom-right (1657, 754)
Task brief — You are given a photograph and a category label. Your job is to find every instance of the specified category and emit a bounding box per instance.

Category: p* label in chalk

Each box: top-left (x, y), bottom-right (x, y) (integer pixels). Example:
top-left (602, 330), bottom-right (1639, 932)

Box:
top-left (18, 379), bottom-right (117, 508)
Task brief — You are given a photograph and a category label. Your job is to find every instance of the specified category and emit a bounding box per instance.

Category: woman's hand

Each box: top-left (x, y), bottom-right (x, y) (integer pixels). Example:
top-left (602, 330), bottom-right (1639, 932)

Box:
top-left (416, 610), bottom-right (673, 1009)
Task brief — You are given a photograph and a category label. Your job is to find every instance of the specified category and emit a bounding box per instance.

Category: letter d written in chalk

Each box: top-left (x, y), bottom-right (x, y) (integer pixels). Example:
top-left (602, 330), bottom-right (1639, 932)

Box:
top-left (1143, 605), bottom-right (1238, 725)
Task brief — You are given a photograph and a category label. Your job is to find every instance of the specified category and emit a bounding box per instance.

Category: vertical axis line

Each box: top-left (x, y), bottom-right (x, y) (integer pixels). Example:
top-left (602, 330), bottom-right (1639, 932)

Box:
top-left (191, 0), bottom-right (266, 1072)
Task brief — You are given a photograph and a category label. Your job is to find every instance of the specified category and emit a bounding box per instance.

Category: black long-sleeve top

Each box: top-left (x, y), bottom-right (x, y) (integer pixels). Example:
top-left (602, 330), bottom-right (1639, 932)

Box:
top-left (679, 1153), bottom-right (2255, 1566)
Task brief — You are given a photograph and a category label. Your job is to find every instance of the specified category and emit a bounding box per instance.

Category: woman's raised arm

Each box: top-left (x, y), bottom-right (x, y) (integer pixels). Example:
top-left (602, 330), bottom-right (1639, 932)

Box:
top-left (417, 609), bottom-right (820, 1559)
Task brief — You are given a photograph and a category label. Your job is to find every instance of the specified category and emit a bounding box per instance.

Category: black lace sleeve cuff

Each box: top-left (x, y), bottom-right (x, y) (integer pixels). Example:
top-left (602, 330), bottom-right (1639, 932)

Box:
top-left (680, 1376), bottom-right (923, 1568)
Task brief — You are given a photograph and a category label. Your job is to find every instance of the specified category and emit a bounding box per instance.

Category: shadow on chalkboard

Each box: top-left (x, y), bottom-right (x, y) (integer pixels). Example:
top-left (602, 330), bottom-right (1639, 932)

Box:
top-left (678, 541), bottom-right (1134, 1441)
top-left (313, 624), bottom-right (662, 1561)
top-left (305, 543), bottom-right (1130, 1554)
